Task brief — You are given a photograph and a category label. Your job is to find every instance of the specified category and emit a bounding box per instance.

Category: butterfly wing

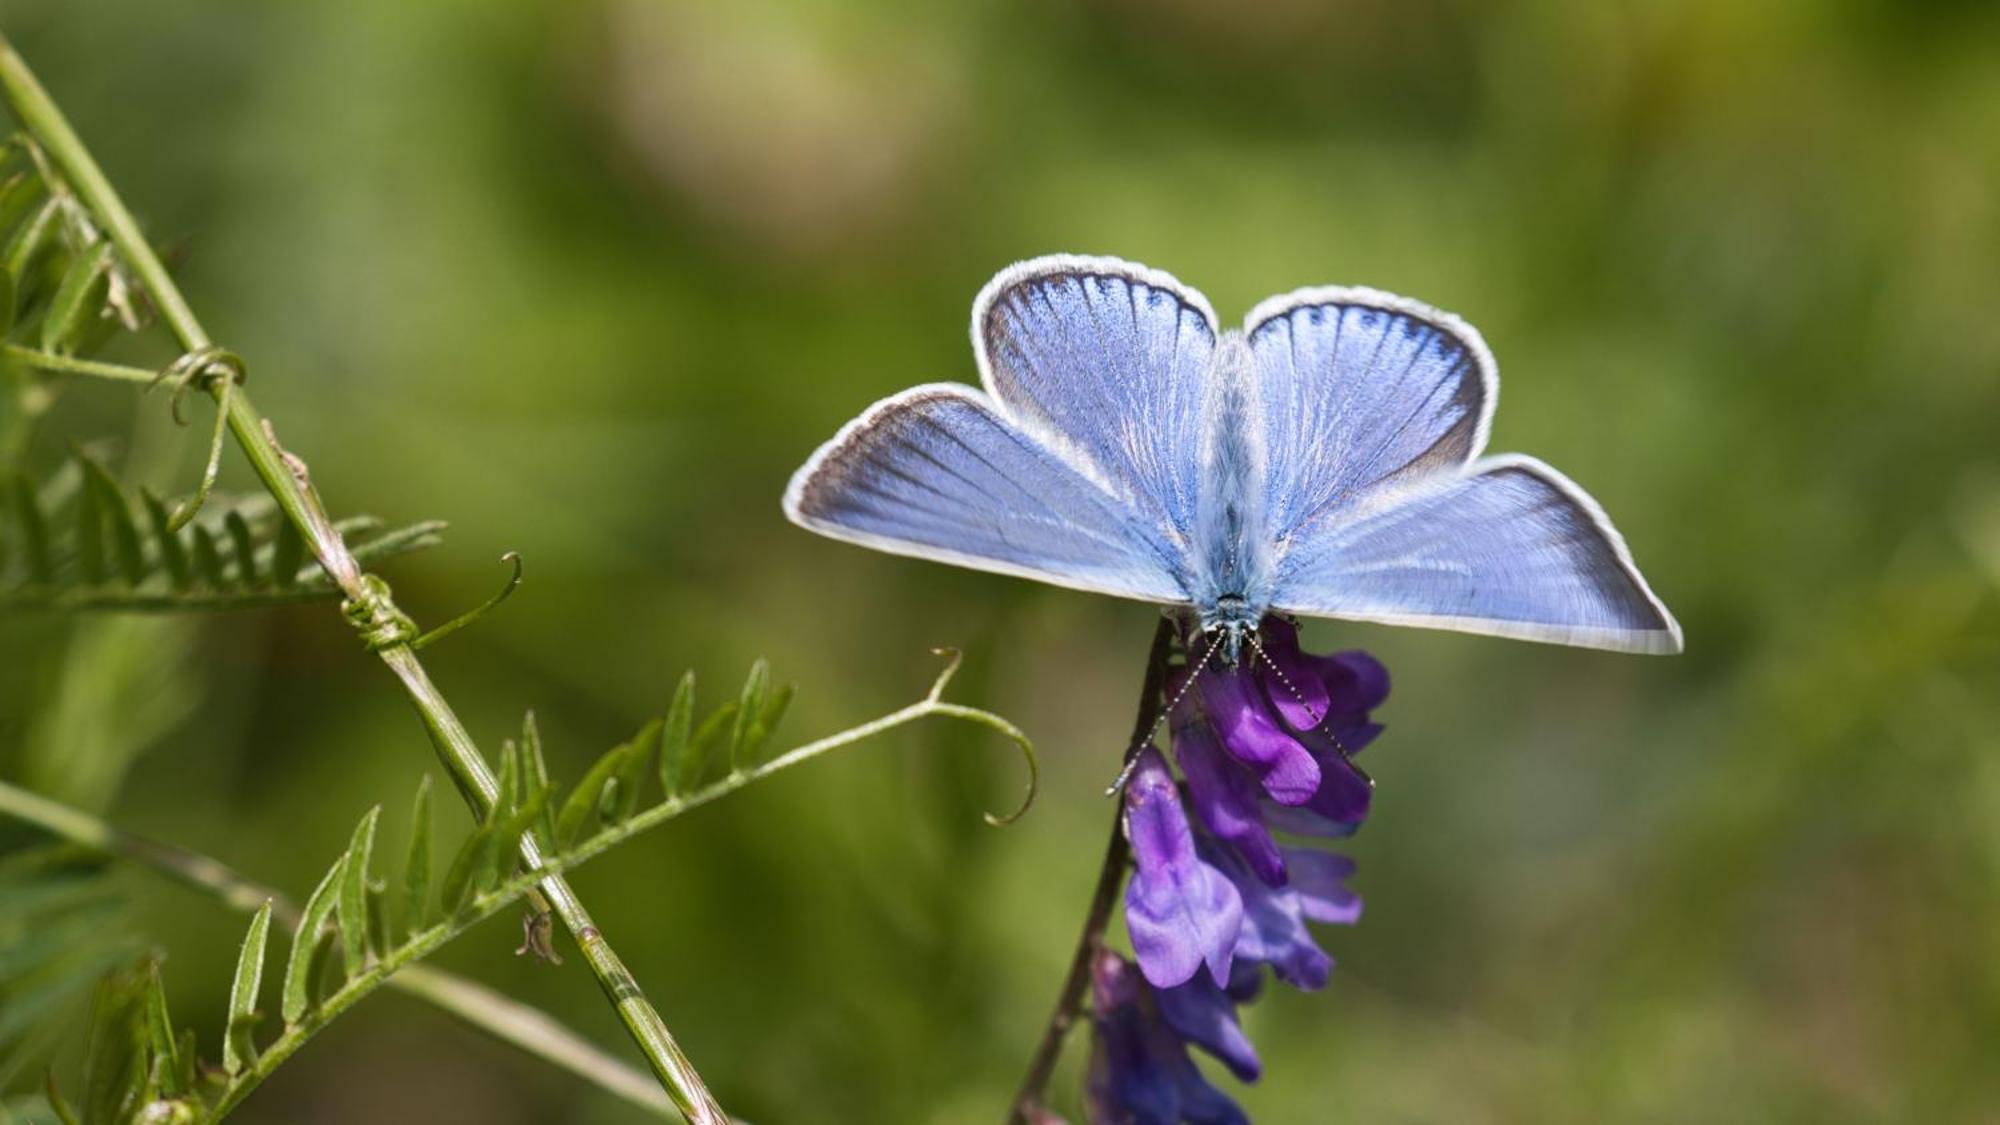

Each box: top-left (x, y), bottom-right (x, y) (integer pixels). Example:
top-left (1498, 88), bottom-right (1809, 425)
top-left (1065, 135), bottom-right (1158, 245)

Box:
top-left (783, 384), bottom-right (1188, 604)
top-left (1267, 456), bottom-right (1680, 651)
top-left (975, 255), bottom-right (1219, 550)
top-left (1247, 289), bottom-right (1679, 652)
top-left (1246, 286), bottom-right (1493, 540)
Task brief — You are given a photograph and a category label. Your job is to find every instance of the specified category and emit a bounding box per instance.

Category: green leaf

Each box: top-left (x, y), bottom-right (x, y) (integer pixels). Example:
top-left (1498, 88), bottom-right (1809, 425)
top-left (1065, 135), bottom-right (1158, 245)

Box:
top-left (402, 775), bottom-right (433, 936)
top-left (440, 823), bottom-right (501, 916)
top-left (742, 681), bottom-right (795, 766)
top-left (0, 169), bottom-right (43, 240)
top-left (223, 900), bottom-right (273, 1075)
top-left (555, 743), bottom-right (629, 850)
top-left (9, 472), bottom-right (52, 583)
top-left (659, 672), bottom-right (695, 796)
top-left (3, 196), bottom-right (58, 281)
top-left (43, 1071), bottom-right (79, 1125)
top-left (140, 960), bottom-right (182, 1098)
top-left (270, 518), bottom-right (304, 589)
top-left (189, 522), bottom-right (226, 587)
top-left (519, 713), bottom-right (554, 841)
top-left (140, 490), bottom-right (190, 591)
top-left (491, 787), bottom-right (551, 889)
top-left (0, 265), bottom-right (13, 341)
top-left (495, 740), bottom-right (521, 821)
top-left (684, 700), bottom-right (739, 790)
top-left (73, 458), bottom-right (105, 586)
top-left (224, 509), bottom-right (259, 586)
top-left (80, 967), bottom-right (147, 1125)
top-left (40, 240), bottom-right (111, 355)
top-left (78, 456), bottom-right (143, 587)
top-left (282, 855), bottom-right (347, 1025)
top-left (728, 659), bottom-right (770, 772)
top-left (337, 807), bottom-right (381, 976)
top-left (613, 719), bottom-right (662, 822)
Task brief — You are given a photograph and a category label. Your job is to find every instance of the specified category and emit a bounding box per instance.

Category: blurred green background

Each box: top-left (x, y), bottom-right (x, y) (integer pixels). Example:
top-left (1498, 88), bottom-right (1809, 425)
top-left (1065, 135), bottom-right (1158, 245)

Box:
top-left (4, 0), bottom-right (2000, 1121)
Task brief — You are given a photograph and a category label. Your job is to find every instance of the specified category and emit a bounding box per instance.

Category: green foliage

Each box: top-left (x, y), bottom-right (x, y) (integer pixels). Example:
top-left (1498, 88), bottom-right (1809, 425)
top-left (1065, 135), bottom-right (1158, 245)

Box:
top-left (0, 451), bottom-right (445, 612)
top-left (0, 848), bottom-right (133, 1092)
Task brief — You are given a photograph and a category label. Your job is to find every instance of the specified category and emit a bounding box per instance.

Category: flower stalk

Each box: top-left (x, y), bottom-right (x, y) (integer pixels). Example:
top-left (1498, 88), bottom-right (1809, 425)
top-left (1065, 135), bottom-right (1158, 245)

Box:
top-left (1009, 615), bottom-right (1175, 1123)
top-left (0, 37), bottom-right (727, 1123)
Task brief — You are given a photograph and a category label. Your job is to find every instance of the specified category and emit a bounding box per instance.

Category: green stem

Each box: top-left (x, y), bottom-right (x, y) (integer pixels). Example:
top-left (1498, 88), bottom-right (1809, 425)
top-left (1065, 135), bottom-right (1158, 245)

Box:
top-left (0, 37), bottom-right (727, 1124)
top-left (0, 779), bottom-right (676, 1120)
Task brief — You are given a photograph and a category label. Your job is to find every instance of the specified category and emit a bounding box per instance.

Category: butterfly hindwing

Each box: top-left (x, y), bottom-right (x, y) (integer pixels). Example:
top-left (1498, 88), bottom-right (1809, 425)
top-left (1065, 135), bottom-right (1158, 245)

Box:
top-left (1268, 455), bottom-right (1681, 652)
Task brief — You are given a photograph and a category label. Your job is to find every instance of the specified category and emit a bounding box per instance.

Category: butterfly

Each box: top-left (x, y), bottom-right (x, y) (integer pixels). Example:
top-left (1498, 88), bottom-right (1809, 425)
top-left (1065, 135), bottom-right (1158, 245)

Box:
top-left (783, 255), bottom-right (1680, 662)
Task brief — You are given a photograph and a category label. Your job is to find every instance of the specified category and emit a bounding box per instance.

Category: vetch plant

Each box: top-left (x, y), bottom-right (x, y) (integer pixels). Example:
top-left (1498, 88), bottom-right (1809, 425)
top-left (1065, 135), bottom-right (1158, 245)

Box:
top-left (786, 257), bottom-right (1681, 1121)
top-left (0, 36), bottom-right (1035, 1124)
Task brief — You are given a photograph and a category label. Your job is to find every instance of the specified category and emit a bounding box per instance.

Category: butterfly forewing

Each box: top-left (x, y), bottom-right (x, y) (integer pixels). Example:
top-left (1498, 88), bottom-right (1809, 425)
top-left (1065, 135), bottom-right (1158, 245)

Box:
top-left (977, 256), bottom-right (1218, 551)
top-left (783, 384), bottom-right (1188, 604)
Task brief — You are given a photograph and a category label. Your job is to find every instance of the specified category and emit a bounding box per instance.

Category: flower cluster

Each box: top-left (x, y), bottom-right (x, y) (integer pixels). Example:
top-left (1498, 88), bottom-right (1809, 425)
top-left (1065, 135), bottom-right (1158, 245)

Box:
top-left (1089, 618), bottom-right (1388, 1124)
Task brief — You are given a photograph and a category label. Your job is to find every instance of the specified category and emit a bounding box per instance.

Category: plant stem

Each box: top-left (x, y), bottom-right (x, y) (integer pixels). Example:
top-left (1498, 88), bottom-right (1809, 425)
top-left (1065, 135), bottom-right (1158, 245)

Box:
top-left (0, 779), bottom-right (676, 1120)
top-left (1008, 617), bottom-right (1177, 1123)
top-left (0, 38), bottom-right (728, 1124)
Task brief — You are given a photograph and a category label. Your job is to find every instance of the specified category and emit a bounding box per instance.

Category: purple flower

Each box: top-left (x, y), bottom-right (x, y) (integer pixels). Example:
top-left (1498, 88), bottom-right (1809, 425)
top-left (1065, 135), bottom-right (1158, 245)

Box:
top-left (1096, 619), bottom-right (1386, 1122)
top-left (1086, 951), bottom-right (1250, 1125)
top-left (1123, 747), bottom-right (1241, 989)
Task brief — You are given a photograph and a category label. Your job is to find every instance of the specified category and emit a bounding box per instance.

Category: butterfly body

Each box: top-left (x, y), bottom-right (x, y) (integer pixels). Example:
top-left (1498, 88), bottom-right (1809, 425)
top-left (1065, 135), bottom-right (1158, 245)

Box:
top-left (785, 255), bottom-right (1680, 657)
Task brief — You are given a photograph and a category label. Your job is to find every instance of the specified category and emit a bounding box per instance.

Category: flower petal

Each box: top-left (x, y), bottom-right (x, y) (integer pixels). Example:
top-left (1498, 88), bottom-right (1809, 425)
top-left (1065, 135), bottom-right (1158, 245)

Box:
top-left (1124, 747), bottom-right (1242, 988)
top-left (1197, 667), bottom-right (1321, 805)
top-left (1155, 973), bottom-right (1261, 1082)
top-left (1284, 848), bottom-right (1362, 925)
top-left (1174, 720), bottom-right (1286, 885)
top-left (1202, 838), bottom-right (1332, 990)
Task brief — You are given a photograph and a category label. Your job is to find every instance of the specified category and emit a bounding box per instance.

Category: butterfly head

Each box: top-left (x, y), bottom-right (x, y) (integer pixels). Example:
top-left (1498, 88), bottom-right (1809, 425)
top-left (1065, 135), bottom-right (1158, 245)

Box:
top-left (1199, 593), bottom-right (1262, 665)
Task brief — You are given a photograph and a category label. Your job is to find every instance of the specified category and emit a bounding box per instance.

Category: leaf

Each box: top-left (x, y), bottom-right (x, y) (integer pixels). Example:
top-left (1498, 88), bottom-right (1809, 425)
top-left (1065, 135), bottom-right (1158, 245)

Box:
top-left (3, 196), bottom-right (58, 281)
top-left (613, 719), bottom-right (662, 822)
top-left (555, 743), bottom-right (629, 850)
top-left (74, 459), bottom-right (105, 586)
top-left (282, 855), bottom-right (347, 1025)
top-left (403, 775), bottom-right (433, 936)
top-left (0, 265), bottom-right (13, 341)
top-left (440, 823), bottom-right (501, 916)
top-left (80, 967), bottom-right (147, 1125)
top-left (269, 518), bottom-right (303, 589)
top-left (728, 659), bottom-right (770, 772)
top-left (189, 523), bottom-right (226, 588)
top-left (40, 240), bottom-right (112, 355)
top-left (222, 901), bottom-right (272, 1075)
top-left (519, 713), bottom-right (554, 842)
top-left (139, 490), bottom-right (190, 591)
top-left (491, 787), bottom-right (551, 887)
top-left (140, 960), bottom-right (182, 1098)
top-left (495, 741), bottom-right (521, 821)
top-left (337, 807), bottom-right (381, 976)
top-left (9, 472), bottom-right (52, 583)
top-left (43, 1071), bottom-right (80, 1125)
top-left (659, 671), bottom-right (695, 796)
top-left (78, 456), bottom-right (143, 587)
top-left (742, 682), bottom-right (795, 766)
top-left (224, 509), bottom-right (258, 586)
top-left (684, 700), bottom-right (738, 791)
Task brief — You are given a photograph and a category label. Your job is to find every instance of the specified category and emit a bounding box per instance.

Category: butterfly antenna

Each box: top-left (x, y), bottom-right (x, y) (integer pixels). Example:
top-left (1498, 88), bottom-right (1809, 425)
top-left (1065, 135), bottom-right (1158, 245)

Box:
top-left (1245, 629), bottom-right (1322, 728)
top-left (1243, 629), bottom-right (1369, 786)
top-left (1103, 628), bottom-right (1221, 798)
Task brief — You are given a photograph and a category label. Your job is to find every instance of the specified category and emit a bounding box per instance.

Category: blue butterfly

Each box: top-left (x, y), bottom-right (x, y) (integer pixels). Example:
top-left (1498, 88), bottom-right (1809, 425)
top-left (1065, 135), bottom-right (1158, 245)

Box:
top-left (784, 255), bottom-right (1680, 660)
